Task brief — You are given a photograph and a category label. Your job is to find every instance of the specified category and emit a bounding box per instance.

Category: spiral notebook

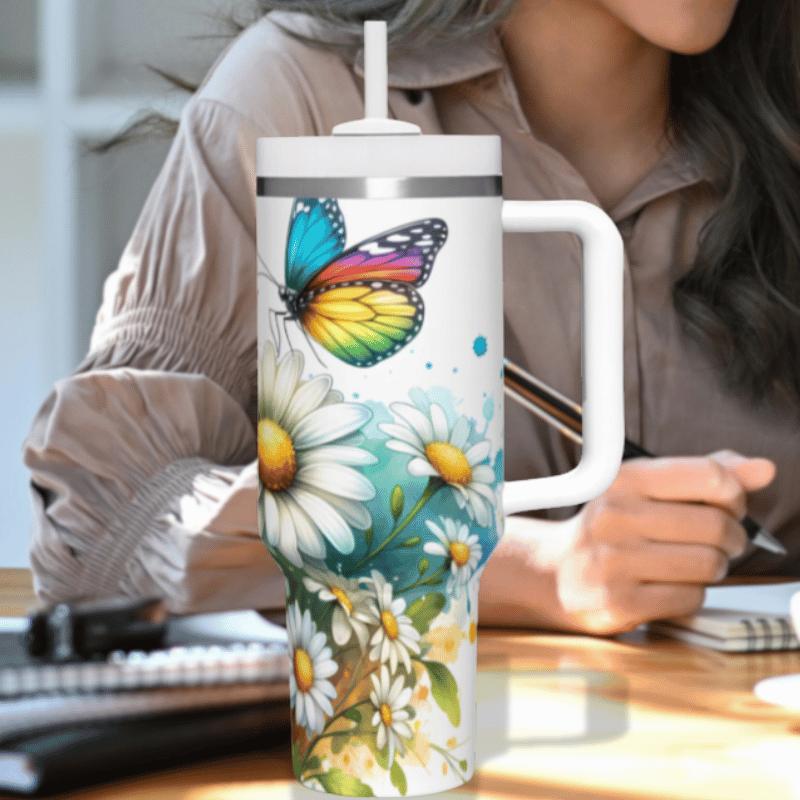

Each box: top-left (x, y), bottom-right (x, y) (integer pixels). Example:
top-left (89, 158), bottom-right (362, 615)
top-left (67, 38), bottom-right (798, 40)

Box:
top-left (0, 610), bottom-right (292, 794)
top-left (0, 610), bottom-right (291, 738)
top-left (648, 581), bottom-right (800, 652)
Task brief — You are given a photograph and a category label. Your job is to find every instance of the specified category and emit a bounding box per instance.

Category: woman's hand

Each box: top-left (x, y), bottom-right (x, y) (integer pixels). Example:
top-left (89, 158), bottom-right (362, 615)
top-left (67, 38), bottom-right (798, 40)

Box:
top-left (478, 450), bottom-right (776, 636)
top-left (550, 449), bottom-right (776, 635)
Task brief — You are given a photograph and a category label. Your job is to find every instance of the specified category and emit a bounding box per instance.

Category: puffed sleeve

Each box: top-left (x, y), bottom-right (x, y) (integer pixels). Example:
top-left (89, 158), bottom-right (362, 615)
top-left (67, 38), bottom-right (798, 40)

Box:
top-left (23, 98), bottom-right (287, 614)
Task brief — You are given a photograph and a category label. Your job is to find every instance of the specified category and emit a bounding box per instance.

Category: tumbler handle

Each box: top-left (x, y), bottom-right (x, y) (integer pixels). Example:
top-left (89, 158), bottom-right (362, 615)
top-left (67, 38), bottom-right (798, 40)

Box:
top-left (501, 200), bottom-right (624, 513)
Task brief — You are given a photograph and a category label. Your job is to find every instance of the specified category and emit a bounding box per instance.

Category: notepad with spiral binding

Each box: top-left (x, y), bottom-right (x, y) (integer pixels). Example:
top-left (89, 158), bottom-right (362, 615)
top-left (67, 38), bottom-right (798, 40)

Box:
top-left (648, 581), bottom-right (800, 652)
top-left (0, 610), bottom-right (292, 795)
top-left (0, 641), bottom-right (290, 697)
top-left (0, 611), bottom-right (291, 733)
top-left (649, 610), bottom-right (798, 652)
top-left (0, 645), bottom-right (291, 740)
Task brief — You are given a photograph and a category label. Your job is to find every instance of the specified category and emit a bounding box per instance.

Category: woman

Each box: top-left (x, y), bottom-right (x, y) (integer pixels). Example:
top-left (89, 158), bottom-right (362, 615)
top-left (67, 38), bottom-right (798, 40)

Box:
top-left (23, 0), bottom-right (800, 634)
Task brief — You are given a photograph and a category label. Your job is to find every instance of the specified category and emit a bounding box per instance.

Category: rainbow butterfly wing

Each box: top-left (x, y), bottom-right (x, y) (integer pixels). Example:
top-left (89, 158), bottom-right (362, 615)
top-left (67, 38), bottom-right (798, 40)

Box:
top-left (284, 198), bottom-right (447, 367)
top-left (285, 198), bottom-right (346, 292)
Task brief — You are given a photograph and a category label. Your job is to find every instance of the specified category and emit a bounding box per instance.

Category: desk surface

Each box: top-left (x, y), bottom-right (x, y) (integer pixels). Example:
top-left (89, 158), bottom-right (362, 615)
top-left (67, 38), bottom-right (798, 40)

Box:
top-left (3, 569), bottom-right (800, 800)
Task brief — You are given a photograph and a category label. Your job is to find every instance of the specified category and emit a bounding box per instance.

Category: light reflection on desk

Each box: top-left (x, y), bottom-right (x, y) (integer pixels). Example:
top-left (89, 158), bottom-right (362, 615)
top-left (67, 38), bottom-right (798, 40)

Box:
top-left (4, 572), bottom-right (800, 800)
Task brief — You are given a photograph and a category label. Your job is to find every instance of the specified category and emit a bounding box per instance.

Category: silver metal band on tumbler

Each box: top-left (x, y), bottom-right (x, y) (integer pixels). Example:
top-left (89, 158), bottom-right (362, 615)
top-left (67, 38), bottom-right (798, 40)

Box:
top-left (257, 175), bottom-right (502, 199)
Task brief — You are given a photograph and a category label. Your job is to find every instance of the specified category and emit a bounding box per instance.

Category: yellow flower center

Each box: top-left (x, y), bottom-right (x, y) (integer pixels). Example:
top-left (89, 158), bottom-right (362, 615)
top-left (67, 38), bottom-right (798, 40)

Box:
top-left (330, 586), bottom-right (353, 615)
top-left (381, 610), bottom-right (400, 640)
top-left (258, 419), bottom-right (297, 491)
top-left (425, 442), bottom-right (472, 485)
top-left (380, 702), bottom-right (393, 728)
top-left (449, 541), bottom-right (471, 567)
top-left (294, 648), bottom-right (314, 693)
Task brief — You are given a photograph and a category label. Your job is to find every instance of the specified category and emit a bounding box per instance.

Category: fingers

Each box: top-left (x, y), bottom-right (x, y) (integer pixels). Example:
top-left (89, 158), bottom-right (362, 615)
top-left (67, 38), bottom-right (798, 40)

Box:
top-left (634, 582), bottom-right (706, 622)
top-left (556, 450), bottom-right (778, 636)
top-left (584, 493), bottom-right (748, 557)
top-left (557, 566), bottom-right (707, 635)
top-left (576, 508), bottom-right (742, 590)
top-left (618, 451), bottom-right (775, 521)
top-left (708, 449), bottom-right (776, 492)
top-left (595, 540), bottom-right (732, 584)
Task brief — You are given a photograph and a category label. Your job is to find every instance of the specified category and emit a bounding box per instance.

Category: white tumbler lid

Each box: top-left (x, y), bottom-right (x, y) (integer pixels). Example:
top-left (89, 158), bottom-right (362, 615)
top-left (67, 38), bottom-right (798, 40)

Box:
top-left (256, 135), bottom-right (501, 179)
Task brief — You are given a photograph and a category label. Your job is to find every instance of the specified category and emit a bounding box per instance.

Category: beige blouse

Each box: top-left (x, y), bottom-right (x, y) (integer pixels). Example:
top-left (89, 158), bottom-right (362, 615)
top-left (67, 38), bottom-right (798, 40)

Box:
top-left (23, 12), bottom-right (800, 614)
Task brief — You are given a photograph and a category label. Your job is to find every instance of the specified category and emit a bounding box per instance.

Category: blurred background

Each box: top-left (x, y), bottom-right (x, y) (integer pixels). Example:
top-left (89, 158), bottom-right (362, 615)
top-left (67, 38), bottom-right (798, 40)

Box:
top-left (0, 0), bottom-right (254, 568)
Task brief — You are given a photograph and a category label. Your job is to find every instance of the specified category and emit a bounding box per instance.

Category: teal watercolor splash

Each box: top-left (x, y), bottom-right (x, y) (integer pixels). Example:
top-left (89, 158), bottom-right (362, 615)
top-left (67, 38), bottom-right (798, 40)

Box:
top-left (473, 335), bottom-right (487, 356)
top-left (480, 395), bottom-right (495, 437)
top-left (494, 448), bottom-right (504, 487)
top-left (337, 390), bottom-right (501, 612)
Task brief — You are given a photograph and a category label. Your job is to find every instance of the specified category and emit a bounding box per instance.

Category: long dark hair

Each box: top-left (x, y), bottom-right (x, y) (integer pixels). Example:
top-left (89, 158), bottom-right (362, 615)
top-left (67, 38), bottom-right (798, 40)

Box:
top-left (669, 0), bottom-right (800, 408)
top-left (106, 0), bottom-right (800, 409)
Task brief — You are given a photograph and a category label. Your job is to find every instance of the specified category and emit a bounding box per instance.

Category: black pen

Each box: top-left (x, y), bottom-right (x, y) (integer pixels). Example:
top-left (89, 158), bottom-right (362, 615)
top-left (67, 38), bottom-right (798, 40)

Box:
top-left (503, 358), bottom-right (786, 556)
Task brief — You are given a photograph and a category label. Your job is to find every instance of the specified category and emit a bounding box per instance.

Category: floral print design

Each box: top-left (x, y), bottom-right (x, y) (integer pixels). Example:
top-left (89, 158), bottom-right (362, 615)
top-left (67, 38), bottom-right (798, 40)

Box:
top-left (258, 342), bottom-right (377, 567)
top-left (360, 570), bottom-right (422, 673)
top-left (302, 565), bottom-right (373, 649)
top-left (369, 665), bottom-right (414, 768)
top-left (287, 603), bottom-right (339, 737)
top-left (257, 366), bottom-right (500, 795)
top-left (423, 516), bottom-right (483, 599)
top-left (379, 399), bottom-right (496, 526)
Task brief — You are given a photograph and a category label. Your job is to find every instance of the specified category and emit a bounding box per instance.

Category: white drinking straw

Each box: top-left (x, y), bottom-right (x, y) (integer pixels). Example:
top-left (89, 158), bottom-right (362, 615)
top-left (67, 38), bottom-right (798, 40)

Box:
top-left (331, 19), bottom-right (420, 134)
top-left (363, 20), bottom-right (388, 121)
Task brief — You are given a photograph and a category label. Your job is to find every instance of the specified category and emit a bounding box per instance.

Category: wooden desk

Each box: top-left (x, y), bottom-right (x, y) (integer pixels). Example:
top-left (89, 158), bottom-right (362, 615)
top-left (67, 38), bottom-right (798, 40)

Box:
top-left (3, 569), bottom-right (800, 800)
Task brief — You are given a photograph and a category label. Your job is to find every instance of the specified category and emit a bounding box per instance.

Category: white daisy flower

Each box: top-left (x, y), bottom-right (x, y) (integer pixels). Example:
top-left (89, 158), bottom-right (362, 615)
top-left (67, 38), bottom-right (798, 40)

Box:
top-left (302, 565), bottom-right (373, 649)
top-left (258, 342), bottom-right (377, 567)
top-left (360, 570), bottom-right (421, 673)
top-left (423, 516), bottom-right (483, 599)
top-left (369, 665), bottom-right (413, 768)
top-left (287, 602), bottom-right (339, 737)
top-left (379, 400), bottom-right (496, 527)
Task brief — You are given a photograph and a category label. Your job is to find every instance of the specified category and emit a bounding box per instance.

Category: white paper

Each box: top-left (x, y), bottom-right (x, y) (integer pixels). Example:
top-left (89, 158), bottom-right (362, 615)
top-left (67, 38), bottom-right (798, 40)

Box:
top-left (702, 581), bottom-right (800, 615)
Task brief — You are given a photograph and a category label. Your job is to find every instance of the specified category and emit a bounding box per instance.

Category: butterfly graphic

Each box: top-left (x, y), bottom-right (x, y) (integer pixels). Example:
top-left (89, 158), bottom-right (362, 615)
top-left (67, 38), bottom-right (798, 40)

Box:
top-left (261, 197), bottom-right (447, 368)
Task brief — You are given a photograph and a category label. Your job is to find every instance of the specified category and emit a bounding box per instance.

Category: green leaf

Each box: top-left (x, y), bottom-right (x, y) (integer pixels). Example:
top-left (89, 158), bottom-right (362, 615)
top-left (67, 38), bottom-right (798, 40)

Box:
top-left (390, 760), bottom-right (408, 796)
top-left (418, 557), bottom-right (430, 575)
top-left (390, 485), bottom-right (405, 520)
top-left (363, 732), bottom-right (390, 770)
top-left (374, 743), bottom-right (390, 770)
top-left (405, 592), bottom-right (446, 635)
top-left (400, 536), bottom-right (421, 547)
top-left (343, 707), bottom-right (362, 726)
top-left (304, 755), bottom-right (321, 773)
top-left (310, 768), bottom-right (374, 796)
top-left (364, 526), bottom-right (373, 550)
top-left (459, 759), bottom-right (468, 773)
top-left (422, 660), bottom-right (460, 727)
top-left (291, 740), bottom-right (302, 776)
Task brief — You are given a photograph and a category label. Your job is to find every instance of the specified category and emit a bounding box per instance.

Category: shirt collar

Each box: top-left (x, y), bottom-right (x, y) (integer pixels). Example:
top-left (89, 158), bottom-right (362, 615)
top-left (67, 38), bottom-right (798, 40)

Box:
top-left (354, 33), bottom-right (505, 89)
top-left (608, 147), bottom-right (707, 223)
